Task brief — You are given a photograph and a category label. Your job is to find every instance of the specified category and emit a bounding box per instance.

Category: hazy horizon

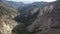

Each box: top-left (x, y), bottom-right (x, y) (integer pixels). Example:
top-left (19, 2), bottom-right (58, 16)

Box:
top-left (7, 0), bottom-right (56, 3)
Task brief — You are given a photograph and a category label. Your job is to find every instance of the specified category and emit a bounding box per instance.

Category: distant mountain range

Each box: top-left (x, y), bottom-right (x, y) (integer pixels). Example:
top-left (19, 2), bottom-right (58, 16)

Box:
top-left (5, 1), bottom-right (25, 8)
top-left (2, 0), bottom-right (48, 8)
top-left (18, 2), bottom-right (48, 15)
top-left (1, 0), bottom-right (49, 15)
top-left (1, 0), bottom-right (48, 15)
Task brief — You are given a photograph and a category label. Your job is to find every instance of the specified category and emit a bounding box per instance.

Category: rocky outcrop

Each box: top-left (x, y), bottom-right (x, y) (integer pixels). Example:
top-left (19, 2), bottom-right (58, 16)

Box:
top-left (13, 0), bottom-right (60, 34)
top-left (0, 17), bottom-right (18, 34)
top-left (26, 1), bottom-right (60, 34)
top-left (0, 2), bottom-right (19, 34)
top-left (26, 5), bottom-right (54, 33)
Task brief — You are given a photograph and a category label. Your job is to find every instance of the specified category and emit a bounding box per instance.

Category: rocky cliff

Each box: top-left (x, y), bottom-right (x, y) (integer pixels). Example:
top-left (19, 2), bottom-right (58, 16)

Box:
top-left (0, 0), bottom-right (60, 34)
top-left (14, 0), bottom-right (60, 34)
top-left (26, 0), bottom-right (60, 34)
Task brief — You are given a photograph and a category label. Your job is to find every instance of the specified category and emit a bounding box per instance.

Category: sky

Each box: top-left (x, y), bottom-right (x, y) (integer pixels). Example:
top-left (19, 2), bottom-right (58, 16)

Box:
top-left (7, 0), bottom-right (56, 3)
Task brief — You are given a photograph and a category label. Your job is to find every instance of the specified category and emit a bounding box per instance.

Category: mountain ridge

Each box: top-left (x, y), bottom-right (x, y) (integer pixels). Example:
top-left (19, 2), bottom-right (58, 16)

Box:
top-left (13, 0), bottom-right (60, 34)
